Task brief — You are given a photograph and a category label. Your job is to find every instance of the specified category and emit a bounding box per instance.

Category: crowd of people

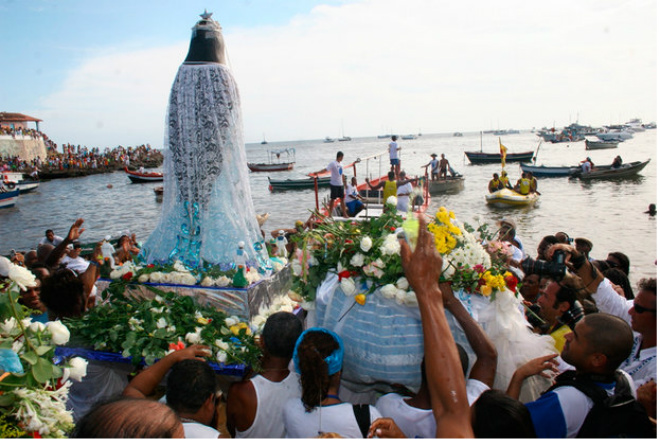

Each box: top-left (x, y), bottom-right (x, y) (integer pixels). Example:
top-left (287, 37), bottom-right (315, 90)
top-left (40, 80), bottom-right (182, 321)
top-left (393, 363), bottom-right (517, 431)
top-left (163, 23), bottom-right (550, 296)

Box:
top-left (0, 205), bottom-right (656, 438)
top-left (0, 128), bottom-right (162, 174)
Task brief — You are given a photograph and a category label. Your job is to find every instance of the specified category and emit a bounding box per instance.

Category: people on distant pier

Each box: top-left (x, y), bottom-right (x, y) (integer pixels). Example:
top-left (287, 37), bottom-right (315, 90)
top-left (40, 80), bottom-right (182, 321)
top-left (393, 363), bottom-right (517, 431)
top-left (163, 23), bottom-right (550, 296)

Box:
top-left (389, 135), bottom-right (401, 176)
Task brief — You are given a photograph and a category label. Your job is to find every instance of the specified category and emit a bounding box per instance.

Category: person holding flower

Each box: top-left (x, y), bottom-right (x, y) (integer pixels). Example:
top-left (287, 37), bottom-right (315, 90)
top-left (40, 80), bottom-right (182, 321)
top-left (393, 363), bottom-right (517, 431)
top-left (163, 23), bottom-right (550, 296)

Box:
top-left (283, 328), bottom-right (382, 438)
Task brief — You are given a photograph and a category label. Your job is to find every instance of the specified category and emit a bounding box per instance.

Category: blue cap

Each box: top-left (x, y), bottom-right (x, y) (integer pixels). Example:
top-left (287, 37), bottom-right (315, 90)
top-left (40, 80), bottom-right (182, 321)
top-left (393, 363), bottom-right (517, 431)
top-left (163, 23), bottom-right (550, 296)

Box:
top-left (292, 327), bottom-right (344, 376)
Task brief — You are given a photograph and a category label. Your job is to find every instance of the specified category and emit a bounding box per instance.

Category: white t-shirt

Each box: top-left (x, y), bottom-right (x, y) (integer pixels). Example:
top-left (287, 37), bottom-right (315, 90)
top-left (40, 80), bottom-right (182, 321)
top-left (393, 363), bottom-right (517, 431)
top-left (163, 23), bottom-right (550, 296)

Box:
top-left (396, 182), bottom-right (413, 212)
top-left (389, 141), bottom-right (399, 159)
top-left (345, 183), bottom-right (359, 203)
top-left (235, 372), bottom-right (301, 438)
top-left (326, 160), bottom-right (343, 186)
top-left (183, 421), bottom-right (221, 438)
top-left (284, 399), bottom-right (382, 438)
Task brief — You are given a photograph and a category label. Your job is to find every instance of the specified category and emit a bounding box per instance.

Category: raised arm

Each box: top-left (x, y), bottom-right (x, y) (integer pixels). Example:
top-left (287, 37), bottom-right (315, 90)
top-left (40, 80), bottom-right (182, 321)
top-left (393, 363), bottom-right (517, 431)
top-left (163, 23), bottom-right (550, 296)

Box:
top-left (123, 345), bottom-right (211, 399)
top-left (46, 218), bottom-right (85, 267)
top-left (400, 217), bottom-right (473, 438)
top-left (441, 284), bottom-right (497, 388)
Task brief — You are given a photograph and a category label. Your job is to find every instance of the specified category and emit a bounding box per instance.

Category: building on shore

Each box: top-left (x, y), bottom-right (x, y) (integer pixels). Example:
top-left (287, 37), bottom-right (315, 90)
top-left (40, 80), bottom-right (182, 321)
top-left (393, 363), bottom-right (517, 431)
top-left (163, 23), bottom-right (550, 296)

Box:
top-left (0, 112), bottom-right (48, 161)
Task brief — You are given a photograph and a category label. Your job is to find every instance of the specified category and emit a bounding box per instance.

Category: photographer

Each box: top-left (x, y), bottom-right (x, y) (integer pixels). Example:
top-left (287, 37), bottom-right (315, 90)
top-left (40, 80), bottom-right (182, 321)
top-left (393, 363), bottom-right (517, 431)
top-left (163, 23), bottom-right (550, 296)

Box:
top-left (546, 243), bottom-right (656, 393)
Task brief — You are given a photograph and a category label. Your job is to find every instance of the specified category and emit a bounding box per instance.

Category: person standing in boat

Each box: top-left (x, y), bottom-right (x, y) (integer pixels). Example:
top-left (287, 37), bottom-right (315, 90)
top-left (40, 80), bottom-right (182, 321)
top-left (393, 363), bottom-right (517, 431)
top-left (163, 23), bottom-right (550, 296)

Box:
top-left (439, 154), bottom-right (450, 180)
top-left (422, 154), bottom-right (440, 181)
top-left (389, 135), bottom-right (401, 176)
top-left (327, 151), bottom-right (348, 217)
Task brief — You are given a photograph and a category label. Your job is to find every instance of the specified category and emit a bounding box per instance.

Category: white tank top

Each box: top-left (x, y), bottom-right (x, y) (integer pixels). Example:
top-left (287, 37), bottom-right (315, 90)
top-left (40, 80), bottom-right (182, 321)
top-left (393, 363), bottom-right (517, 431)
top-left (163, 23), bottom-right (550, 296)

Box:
top-left (235, 372), bottom-right (301, 438)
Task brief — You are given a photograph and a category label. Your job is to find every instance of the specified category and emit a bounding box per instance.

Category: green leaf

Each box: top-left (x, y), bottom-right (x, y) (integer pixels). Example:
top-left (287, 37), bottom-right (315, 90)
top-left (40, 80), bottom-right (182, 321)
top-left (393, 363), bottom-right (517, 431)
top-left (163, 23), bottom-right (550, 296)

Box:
top-left (0, 393), bottom-right (16, 407)
top-left (32, 357), bottom-right (55, 383)
top-left (20, 351), bottom-right (39, 366)
top-left (35, 345), bottom-right (53, 356)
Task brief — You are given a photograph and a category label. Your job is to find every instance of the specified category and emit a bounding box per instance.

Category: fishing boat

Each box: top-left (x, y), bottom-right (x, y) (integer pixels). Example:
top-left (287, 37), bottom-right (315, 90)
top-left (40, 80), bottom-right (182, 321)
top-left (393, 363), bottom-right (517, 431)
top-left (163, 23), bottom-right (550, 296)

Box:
top-left (428, 176), bottom-right (465, 195)
top-left (0, 189), bottom-right (19, 209)
top-left (401, 134), bottom-right (416, 140)
top-left (268, 176), bottom-right (331, 191)
top-left (248, 148), bottom-right (296, 172)
top-left (125, 167), bottom-right (164, 183)
top-left (570, 159), bottom-right (651, 180)
top-left (464, 150), bottom-right (534, 164)
top-left (2, 172), bottom-right (39, 193)
top-left (247, 162), bottom-right (294, 172)
top-left (485, 188), bottom-right (538, 208)
top-left (520, 163), bottom-right (582, 178)
top-left (585, 139), bottom-right (619, 150)
top-left (323, 137), bottom-right (336, 143)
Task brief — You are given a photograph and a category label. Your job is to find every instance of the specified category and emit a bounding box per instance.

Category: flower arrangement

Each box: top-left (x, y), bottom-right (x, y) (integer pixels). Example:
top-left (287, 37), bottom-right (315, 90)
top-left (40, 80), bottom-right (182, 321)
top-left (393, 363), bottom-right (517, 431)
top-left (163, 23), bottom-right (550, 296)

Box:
top-left (0, 259), bottom-right (87, 438)
top-left (63, 280), bottom-right (261, 368)
top-left (104, 258), bottom-right (268, 288)
top-left (289, 204), bottom-right (519, 309)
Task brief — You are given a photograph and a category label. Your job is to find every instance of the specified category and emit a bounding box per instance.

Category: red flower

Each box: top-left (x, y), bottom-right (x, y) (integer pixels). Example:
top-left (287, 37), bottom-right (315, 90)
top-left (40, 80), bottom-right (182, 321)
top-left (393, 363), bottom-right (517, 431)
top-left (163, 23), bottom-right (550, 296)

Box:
top-left (390, 226), bottom-right (396, 231)
top-left (337, 270), bottom-right (359, 281)
top-left (169, 341), bottom-right (186, 351)
top-left (147, 264), bottom-right (155, 268)
top-left (121, 272), bottom-right (133, 281)
top-left (505, 274), bottom-right (519, 292)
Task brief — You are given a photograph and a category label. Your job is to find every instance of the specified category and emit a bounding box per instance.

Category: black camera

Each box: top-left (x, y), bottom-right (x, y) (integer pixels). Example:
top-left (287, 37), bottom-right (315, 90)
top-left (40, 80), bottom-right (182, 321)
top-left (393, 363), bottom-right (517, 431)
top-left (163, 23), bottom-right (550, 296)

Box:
top-left (520, 250), bottom-right (567, 280)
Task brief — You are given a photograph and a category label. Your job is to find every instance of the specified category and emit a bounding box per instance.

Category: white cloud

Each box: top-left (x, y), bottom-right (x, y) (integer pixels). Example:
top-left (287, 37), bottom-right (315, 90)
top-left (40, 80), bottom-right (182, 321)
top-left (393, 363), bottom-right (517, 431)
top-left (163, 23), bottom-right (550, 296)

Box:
top-left (33, 0), bottom-right (656, 147)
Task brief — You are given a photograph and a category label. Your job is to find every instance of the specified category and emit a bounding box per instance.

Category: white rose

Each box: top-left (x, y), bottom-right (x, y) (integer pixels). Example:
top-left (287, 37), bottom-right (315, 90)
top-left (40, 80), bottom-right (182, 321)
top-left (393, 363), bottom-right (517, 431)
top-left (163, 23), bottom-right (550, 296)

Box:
top-left (7, 263), bottom-right (36, 290)
top-left (251, 315), bottom-right (267, 329)
top-left (216, 351), bottom-right (228, 364)
top-left (180, 273), bottom-right (197, 286)
top-left (360, 237), bottom-right (373, 253)
top-left (185, 328), bottom-right (202, 344)
top-left (137, 274), bottom-right (150, 283)
top-left (109, 269), bottom-right (122, 279)
top-left (167, 325), bottom-right (176, 333)
top-left (46, 320), bottom-right (70, 345)
top-left (29, 321), bottom-right (45, 333)
top-left (386, 196), bottom-right (398, 206)
top-left (11, 339), bottom-right (23, 353)
top-left (350, 253), bottom-right (365, 267)
top-left (380, 284), bottom-right (397, 299)
top-left (0, 318), bottom-right (17, 335)
top-left (214, 339), bottom-right (230, 351)
top-left (200, 276), bottom-right (214, 287)
top-left (225, 316), bottom-right (239, 327)
top-left (280, 304), bottom-right (293, 313)
top-left (156, 318), bottom-right (168, 329)
top-left (291, 261), bottom-right (302, 276)
top-left (308, 255), bottom-right (319, 266)
top-left (340, 278), bottom-right (356, 296)
top-left (396, 277), bottom-right (409, 290)
top-left (149, 272), bottom-right (163, 283)
top-left (394, 289), bottom-right (408, 305)
top-left (67, 357), bottom-right (88, 382)
top-left (154, 295), bottom-right (164, 303)
top-left (402, 291), bottom-right (419, 307)
top-left (380, 234), bottom-right (401, 256)
top-left (173, 260), bottom-right (187, 272)
top-left (215, 276), bottom-right (231, 287)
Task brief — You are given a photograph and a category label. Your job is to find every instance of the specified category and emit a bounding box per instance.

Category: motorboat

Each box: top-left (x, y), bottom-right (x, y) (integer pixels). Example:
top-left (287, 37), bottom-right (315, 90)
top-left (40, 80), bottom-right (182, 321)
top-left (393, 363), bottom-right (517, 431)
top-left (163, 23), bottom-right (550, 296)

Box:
top-left (520, 163), bottom-right (582, 178)
top-left (427, 176), bottom-right (465, 195)
top-left (0, 188), bottom-right (19, 209)
top-left (2, 171), bottom-right (39, 193)
top-left (248, 162), bottom-right (294, 172)
top-left (485, 188), bottom-right (538, 208)
top-left (125, 167), bottom-right (164, 183)
top-left (268, 176), bottom-right (331, 191)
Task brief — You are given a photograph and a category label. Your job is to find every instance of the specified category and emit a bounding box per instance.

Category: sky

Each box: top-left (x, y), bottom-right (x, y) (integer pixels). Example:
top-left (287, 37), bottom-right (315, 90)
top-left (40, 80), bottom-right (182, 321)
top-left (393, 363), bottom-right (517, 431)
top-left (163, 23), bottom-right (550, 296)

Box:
top-left (0, 0), bottom-right (657, 147)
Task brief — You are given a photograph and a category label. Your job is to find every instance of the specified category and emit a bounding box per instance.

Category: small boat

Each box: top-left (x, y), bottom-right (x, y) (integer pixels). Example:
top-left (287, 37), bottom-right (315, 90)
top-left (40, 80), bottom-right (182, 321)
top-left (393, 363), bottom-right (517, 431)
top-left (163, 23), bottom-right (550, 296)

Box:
top-left (2, 172), bottom-right (39, 193)
top-left (401, 134), bottom-right (416, 140)
top-left (268, 176), bottom-right (331, 191)
top-left (585, 139), bottom-right (619, 150)
top-left (485, 188), bottom-right (538, 208)
top-left (338, 136), bottom-right (352, 142)
top-left (0, 189), bottom-right (19, 209)
top-left (520, 163), bottom-right (582, 178)
top-left (125, 167), bottom-right (164, 183)
top-left (428, 176), bottom-right (465, 195)
top-left (595, 130), bottom-right (633, 142)
top-left (570, 159), bottom-right (651, 180)
top-left (323, 137), bottom-right (336, 143)
top-left (453, 132), bottom-right (463, 137)
top-left (464, 150), bottom-right (534, 164)
top-left (247, 162), bottom-right (294, 172)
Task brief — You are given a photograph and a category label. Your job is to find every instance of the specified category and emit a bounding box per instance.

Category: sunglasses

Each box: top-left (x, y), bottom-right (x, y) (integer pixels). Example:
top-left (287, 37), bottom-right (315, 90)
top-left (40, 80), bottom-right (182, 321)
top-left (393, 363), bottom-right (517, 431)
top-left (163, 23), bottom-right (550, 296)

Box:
top-left (633, 303), bottom-right (656, 314)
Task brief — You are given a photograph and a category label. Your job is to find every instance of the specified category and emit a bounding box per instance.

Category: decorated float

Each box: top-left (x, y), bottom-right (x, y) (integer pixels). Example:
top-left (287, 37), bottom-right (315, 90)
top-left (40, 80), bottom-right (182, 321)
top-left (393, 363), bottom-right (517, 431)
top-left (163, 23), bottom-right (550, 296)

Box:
top-left (288, 201), bottom-right (556, 402)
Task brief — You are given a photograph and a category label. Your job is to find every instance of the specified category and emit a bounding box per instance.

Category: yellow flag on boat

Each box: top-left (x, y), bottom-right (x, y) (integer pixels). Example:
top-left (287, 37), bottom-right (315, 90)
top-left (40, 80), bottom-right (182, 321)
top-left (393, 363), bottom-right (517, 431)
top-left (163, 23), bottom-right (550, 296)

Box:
top-left (499, 138), bottom-right (507, 168)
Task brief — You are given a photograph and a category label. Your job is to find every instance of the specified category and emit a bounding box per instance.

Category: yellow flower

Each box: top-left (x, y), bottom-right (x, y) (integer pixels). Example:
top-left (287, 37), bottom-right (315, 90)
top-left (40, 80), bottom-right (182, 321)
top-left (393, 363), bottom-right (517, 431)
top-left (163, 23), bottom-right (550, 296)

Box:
top-left (230, 322), bottom-right (252, 336)
top-left (355, 294), bottom-right (366, 305)
top-left (196, 316), bottom-right (211, 325)
top-left (479, 285), bottom-right (492, 296)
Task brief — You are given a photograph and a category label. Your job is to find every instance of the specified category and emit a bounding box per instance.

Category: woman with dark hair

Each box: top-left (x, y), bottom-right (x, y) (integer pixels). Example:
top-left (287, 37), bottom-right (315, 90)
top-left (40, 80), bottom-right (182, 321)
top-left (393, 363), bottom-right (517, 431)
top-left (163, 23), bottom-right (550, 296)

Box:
top-left (603, 267), bottom-right (635, 300)
top-left (472, 390), bottom-right (536, 438)
top-left (283, 327), bottom-right (382, 438)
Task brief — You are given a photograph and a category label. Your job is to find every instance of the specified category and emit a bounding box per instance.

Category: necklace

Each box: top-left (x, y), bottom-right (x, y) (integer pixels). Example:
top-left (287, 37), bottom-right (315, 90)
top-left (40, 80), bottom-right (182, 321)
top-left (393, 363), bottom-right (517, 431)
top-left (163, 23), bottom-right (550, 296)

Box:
top-left (325, 394), bottom-right (341, 401)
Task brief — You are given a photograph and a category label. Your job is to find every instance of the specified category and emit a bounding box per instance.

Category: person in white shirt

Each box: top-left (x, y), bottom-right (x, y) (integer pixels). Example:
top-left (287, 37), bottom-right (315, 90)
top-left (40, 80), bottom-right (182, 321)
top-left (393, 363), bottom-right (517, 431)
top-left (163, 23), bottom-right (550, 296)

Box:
top-left (38, 229), bottom-right (64, 247)
top-left (389, 135), bottom-right (401, 176)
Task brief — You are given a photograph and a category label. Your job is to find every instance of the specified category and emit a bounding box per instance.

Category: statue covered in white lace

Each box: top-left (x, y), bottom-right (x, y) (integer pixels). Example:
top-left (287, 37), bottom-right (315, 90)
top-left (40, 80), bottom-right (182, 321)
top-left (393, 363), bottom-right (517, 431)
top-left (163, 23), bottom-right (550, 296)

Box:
top-left (141, 12), bottom-right (270, 272)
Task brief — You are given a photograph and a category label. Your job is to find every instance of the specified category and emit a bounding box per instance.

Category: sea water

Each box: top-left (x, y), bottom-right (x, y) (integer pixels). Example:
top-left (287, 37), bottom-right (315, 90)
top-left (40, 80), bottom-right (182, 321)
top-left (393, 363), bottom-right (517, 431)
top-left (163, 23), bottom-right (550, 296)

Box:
top-left (0, 129), bottom-right (656, 285)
